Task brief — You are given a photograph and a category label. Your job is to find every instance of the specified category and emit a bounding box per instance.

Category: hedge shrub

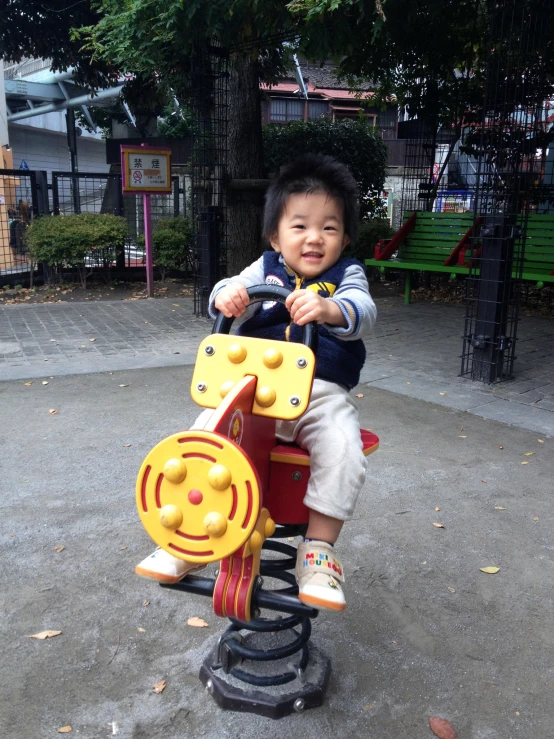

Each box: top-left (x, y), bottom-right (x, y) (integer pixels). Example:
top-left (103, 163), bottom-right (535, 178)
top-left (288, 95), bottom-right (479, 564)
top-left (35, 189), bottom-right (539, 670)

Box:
top-left (25, 213), bottom-right (128, 287)
top-left (263, 118), bottom-right (388, 220)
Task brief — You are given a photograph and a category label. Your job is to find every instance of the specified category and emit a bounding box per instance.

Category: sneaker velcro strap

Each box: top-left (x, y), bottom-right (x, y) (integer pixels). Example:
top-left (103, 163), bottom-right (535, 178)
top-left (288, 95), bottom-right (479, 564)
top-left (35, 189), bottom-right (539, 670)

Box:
top-left (300, 548), bottom-right (345, 583)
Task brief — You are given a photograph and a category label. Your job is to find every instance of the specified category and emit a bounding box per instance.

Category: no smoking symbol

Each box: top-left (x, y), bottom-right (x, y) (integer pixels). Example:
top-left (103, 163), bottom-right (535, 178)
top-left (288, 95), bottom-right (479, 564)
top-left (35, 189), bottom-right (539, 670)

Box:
top-left (132, 170), bottom-right (143, 183)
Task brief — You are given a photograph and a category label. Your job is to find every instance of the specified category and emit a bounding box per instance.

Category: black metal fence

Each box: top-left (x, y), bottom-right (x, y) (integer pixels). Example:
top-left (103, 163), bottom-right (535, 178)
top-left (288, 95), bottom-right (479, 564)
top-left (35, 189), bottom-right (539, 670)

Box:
top-left (0, 167), bottom-right (191, 283)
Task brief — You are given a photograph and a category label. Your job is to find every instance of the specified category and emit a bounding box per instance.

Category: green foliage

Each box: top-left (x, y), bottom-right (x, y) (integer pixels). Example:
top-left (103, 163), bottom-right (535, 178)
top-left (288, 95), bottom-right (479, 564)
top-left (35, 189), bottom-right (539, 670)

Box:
top-left (263, 119), bottom-right (388, 219)
top-left (157, 106), bottom-right (195, 139)
top-left (139, 217), bottom-right (194, 280)
top-left (25, 214), bottom-right (128, 287)
top-left (344, 219), bottom-right (395, 262)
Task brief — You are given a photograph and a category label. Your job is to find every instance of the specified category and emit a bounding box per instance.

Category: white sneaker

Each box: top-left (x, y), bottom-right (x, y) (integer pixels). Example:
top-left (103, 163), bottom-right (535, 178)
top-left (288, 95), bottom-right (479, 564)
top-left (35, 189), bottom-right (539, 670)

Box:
top-left (296, 540), bottom-right (346, 612)
top-left (135, 548), bottom-right (206, 584)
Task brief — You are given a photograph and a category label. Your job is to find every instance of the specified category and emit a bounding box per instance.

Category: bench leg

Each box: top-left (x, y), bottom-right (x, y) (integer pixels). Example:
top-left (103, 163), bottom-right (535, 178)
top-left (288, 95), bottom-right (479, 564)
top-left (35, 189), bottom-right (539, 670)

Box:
top-left (404, 271), bottom-right (412, 304)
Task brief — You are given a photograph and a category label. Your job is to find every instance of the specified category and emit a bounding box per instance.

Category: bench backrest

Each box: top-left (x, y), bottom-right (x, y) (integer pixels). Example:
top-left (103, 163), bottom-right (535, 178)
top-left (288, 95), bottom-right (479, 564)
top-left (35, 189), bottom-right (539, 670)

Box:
top-left (398, 212), bottom-right (474, 264)
top-left (518, 214), bottom-right (554, 275)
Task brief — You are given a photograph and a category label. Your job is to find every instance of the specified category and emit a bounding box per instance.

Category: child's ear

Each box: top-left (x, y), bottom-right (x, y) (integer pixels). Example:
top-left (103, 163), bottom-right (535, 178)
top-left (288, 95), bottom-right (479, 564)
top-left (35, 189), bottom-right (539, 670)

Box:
top-left (270, 235), bottom-right (281, 253)
top-left (341, 234), bottom-right (351, 250)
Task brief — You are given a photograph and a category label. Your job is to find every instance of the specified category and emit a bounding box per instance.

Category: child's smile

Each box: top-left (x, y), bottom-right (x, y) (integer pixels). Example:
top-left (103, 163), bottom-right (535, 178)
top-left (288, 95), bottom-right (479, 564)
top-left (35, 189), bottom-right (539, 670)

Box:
top-left (270, 192), bottom-right (350, 279)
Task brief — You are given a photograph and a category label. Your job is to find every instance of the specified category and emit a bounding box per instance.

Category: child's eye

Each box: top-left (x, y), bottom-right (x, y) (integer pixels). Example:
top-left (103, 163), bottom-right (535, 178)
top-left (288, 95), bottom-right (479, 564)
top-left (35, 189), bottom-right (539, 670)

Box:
top-left (292, 224), bottom-right (305, 229)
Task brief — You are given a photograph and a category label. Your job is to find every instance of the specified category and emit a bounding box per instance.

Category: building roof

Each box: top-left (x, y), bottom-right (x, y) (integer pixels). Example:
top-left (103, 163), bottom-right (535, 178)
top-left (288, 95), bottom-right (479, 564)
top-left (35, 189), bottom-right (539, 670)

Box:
top-left (261, 80), bottom-right (374, 101)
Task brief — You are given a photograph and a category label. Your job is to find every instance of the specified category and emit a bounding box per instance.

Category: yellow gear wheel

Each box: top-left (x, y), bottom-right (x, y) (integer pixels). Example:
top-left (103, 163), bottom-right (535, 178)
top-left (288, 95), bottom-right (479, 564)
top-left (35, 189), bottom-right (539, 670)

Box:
top-left (136, 430), bottom-right (261, 563)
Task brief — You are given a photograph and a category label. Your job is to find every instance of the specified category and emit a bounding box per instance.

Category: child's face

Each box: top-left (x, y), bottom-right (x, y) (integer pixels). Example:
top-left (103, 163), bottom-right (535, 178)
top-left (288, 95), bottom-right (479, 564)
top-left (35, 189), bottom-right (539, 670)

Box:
top-left (270, 191), bottom-right (350, 279)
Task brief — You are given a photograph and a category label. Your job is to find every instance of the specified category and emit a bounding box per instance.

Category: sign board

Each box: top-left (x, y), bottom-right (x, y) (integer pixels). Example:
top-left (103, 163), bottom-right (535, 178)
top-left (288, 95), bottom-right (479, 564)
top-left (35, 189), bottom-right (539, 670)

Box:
top-left (120, 145), bottom-right (172, 194)
top-left (19, 160), bottom-right (30, 171)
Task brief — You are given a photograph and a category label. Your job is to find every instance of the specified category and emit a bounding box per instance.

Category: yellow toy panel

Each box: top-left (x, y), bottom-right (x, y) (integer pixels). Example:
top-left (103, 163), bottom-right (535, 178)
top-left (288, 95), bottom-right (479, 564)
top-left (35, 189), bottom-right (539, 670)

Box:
top-left (191, 334), bottom-right (316, 421)
top-left (136, 430), bottom-right (261, 563)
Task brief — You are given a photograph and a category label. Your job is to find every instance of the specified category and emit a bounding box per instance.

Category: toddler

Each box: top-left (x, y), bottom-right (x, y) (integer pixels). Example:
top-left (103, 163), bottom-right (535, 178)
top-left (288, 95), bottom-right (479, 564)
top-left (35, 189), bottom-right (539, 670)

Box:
top-left (136, 153), bottom-right (377, 611)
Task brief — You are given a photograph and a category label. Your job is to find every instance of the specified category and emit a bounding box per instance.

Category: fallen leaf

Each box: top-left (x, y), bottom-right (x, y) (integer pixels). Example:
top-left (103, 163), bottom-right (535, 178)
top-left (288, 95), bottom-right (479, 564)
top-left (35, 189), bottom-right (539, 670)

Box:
top-left (89, 338), bottom-right (96, 342)
top-left (499, 445), bottom-right (504, 450)
top-left (355, 393), bottom-right (364, 398)
top-left (481, 480), bottom-right (488, 483)
top-left (138, 627), bottom-right (146, 632)
top-left (432, 522), bottom-right (444, 528)
top-left (538, 439), bottom-right (544, 443)
top-left (533, 517), bottom-right (539, 521)
top-left (480, 566), bottom-right (500, 574)
top-left (494, 506), bottom-right (506, 511)
top-left (54, 544), bottom-right (65, 553)
top-left (49, 409), bottom-right (58, 414)
top-left (406, 381), bottom-right (411, 385)
top-left (439, 392), bottom-right (445, 396)
top-left (515, 711), bottom-right (520, 716)
top-left (524, 452), bottom-right (534, 457)
top-left (42, 381), bottom-right (49, 385)
top-left (521, 461), bottom-right (528, 465)
top-left (447, 587), bottom-right (456, 593)
top-left (119, 384), bottom-right (129, 388)
top-left (458, 435), bottom-right (467, 438)
top-left (187, 616), bottom-right (209, 628)
top-left (123, 443), bottom-right (132, 447)
top-left (24, 382), bottom-right (32, 386)
top-left (143, 600), bottom-right (150, 607)
top-left (152, 679), bottom-right (166, 694)
top-left (172, 303), bottom-right (180, 306)
top-left (120, 546), bottom-right (127, 550)
top-left (27, 630), bottom-right (62, 639)
top-left (57, 727), bottom-right (72, 734)
top-left (435, 507), bottom-right (440, 512)
top-left (429, 716), bottom-right (457, 739)
top-left (391, 640), bottom-right (398, 644)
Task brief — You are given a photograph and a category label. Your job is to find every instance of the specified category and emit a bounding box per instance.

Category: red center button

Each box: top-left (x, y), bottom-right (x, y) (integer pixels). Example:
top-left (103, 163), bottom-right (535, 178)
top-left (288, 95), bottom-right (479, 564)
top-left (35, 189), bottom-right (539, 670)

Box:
top-left (188, 489), bottom-right (203, 505)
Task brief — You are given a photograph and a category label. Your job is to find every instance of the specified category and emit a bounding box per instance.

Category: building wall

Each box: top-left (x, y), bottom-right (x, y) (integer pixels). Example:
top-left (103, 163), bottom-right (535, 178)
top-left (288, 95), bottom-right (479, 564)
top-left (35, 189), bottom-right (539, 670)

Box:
top-left (8, 124), bottom-right (108, 175)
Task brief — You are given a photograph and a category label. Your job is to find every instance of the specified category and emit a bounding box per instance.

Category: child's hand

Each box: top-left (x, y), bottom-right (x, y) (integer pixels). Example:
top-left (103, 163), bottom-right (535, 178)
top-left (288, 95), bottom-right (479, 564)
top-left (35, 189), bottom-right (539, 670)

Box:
top-left (214, 282), bottom-right (250, 318)
top-left (286, 289), bottom-right (347, 327)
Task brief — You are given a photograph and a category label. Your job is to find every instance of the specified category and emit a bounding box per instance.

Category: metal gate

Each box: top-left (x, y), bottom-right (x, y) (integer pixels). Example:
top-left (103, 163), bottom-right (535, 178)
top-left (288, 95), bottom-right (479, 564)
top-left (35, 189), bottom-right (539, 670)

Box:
top-left (0, 168), bottom-right (47, 280)
top-left (52, 171), bottom-right (184, 269)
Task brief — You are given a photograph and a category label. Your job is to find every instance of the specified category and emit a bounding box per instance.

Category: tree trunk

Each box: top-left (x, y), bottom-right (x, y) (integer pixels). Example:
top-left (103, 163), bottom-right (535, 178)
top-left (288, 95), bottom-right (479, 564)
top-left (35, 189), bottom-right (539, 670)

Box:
top-left (226, 54), bottom-right (265, 276)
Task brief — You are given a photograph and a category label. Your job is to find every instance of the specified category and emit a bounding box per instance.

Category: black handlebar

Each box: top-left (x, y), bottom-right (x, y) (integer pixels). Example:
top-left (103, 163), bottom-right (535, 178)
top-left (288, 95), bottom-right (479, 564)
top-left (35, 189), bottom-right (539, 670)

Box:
top-left (211, 284), bottom-right (318, 353)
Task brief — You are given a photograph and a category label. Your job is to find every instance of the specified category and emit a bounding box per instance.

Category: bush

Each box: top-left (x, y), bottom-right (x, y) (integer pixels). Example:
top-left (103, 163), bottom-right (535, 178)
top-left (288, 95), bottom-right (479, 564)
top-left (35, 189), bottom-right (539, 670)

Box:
top-left (263, 119), bottom-right (388, 220)
top-left (344, 219), bottom-right (395, 262)
top-left (25, 213), bottom-right (128, 287)
top-left (139, 217), bottom-right (194, 280)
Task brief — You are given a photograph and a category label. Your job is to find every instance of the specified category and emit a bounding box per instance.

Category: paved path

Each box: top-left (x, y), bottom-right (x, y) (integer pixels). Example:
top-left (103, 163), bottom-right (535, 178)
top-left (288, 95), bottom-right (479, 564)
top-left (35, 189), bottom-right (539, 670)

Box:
top-left (1, 294), bottom-right (553, 434)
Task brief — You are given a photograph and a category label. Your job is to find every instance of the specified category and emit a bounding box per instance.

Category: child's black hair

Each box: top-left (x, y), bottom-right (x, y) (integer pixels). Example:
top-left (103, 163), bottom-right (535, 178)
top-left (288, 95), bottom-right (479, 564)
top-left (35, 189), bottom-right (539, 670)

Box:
top-left (263, 153), bottom-right (359, 244)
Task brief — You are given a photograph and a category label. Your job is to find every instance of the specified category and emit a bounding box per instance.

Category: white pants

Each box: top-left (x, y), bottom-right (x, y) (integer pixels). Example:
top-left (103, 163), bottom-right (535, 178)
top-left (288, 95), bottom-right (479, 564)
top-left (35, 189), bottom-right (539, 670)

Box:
top-left (193, 379), bottom-right (366, 521)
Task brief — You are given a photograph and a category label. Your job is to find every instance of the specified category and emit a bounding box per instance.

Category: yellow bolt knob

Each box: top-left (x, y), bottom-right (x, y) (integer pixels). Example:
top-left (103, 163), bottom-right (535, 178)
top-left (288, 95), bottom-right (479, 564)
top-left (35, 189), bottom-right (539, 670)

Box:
top-left (207, 464), bottom-right (232, 490)
top-left (228, 343), bottom-right (247, 363)
top-left (159, 504), bottom-right (183, 530)
top-left (256, 386), bottom-right (276, 408)
top-left (265, 517), bottom-right (276, 538)
top-left (204, 511), bottom-right (227, 538)
top-left (249, 530), bottom-right (263, 551)
top-left (219, 380), bottom-right (235, 398)
top-left (163, 458), bottom-right (187, 484)
top-left (263, 348), bottom-right (283, 369)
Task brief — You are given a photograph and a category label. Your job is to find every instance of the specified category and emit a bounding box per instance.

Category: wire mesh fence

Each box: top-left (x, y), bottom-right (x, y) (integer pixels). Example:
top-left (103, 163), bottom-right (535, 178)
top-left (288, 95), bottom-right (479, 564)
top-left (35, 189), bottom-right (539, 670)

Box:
top-left (460, 0), bottom-right (554, 383)
top-left (0, 169), bottom-right (42, 282)
top-left (188, 41), bottom-right (229, 316)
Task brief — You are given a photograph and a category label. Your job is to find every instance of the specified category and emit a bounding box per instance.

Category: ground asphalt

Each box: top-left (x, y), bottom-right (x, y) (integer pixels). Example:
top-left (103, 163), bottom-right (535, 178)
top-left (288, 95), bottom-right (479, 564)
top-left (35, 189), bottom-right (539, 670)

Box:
top-left (1, 291), bottom-right (553, 739)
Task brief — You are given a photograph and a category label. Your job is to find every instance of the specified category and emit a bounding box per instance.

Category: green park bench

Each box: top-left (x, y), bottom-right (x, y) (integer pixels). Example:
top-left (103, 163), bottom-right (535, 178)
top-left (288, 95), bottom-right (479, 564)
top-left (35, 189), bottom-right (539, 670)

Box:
top-left (364, 211), bottom-right (554, 304)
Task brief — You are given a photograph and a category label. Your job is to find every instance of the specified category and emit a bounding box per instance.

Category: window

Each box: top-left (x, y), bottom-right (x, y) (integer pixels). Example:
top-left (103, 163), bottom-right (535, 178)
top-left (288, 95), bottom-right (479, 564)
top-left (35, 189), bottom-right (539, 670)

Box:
top-left (270, 98), bottom-right (304, 123)
top-left (308, 101), bottom-right (329, 120)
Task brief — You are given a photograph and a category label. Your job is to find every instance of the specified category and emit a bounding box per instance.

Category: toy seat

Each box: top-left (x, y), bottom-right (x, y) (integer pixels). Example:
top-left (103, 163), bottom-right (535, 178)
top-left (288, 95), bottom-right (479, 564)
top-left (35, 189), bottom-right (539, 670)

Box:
top-left (266, 430), bottom-right (379, 525)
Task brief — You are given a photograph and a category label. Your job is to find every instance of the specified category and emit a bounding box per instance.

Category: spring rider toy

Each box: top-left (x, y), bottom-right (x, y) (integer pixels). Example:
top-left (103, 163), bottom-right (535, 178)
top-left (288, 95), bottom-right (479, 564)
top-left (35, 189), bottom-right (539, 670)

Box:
top-left (136, 285), bottom-right (379, 718)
